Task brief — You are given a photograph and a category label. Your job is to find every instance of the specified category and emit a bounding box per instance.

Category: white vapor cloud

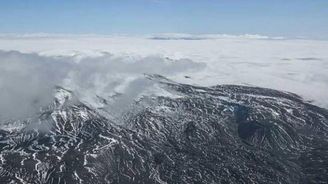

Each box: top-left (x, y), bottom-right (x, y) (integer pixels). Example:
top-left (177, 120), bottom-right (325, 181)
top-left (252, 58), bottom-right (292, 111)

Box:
top-left (0, 33), bottom-right (327, 116)
top-left (0, 51), bottom-right (72, 120)
top-left (0, 50), bottom-right (205, 121)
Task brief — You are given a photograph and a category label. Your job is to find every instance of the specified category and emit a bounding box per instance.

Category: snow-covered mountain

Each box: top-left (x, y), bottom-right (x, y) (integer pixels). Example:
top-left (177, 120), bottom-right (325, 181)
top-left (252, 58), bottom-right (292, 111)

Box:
top-left (0, 75), bottom-right (327, 184)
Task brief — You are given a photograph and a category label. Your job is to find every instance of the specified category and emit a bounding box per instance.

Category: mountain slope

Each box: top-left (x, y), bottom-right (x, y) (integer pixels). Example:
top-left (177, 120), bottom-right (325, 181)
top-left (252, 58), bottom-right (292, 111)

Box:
top-left (0, 76), bottom-right (327, 184)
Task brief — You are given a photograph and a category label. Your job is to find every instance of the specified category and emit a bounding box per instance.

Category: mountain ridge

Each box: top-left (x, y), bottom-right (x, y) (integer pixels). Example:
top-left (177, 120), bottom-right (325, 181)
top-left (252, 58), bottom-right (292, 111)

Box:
top-left (0, 76), bottom-right (327, 183)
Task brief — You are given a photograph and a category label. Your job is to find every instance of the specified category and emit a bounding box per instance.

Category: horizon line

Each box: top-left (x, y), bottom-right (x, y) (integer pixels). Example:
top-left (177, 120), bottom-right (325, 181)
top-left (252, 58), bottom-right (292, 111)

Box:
top-left (0, 32), bottom-right (324, 41)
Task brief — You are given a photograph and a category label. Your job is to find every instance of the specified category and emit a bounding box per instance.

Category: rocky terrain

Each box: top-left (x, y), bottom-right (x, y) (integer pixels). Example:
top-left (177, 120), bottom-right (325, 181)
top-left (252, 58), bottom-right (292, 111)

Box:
top-left (0, 75), bottom-right (327, 184)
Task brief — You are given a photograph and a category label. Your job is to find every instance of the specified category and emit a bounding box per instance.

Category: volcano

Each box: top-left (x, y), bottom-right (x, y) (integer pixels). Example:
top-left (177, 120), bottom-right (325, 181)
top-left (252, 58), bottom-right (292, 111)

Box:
top-left (0, 76), bottom-right (327, 184)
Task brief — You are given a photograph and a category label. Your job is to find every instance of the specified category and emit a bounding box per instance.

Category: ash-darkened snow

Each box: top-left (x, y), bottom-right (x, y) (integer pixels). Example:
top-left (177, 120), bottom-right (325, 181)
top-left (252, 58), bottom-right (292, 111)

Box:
top-left (0, 75), bottom-right (327, 184)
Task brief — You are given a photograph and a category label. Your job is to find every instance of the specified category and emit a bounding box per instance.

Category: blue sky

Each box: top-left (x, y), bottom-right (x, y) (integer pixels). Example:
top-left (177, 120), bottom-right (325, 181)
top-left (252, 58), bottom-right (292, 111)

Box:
top-left (0, 0), bottom-right (327, 39)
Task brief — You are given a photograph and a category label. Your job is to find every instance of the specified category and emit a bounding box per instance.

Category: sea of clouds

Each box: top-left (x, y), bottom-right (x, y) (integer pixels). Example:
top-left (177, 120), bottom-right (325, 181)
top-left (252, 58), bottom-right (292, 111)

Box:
top-left (0, 34), bottom-right (327, 120)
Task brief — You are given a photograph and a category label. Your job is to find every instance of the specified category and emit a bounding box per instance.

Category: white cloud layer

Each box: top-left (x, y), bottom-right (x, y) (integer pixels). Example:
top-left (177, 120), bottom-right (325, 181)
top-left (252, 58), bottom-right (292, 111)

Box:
top-left (0, 34), bottom-right (327, 120)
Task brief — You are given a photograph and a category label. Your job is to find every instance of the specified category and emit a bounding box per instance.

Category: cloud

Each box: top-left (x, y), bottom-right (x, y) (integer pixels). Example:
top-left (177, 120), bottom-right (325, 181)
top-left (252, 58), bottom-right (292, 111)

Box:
top-left (0, 51), bottom-right (72, 120)
top-left (148, 33), bottom-right (285, 40)
top-left (0, 50), bottom-right (205, 121)
top-left (0, 34), bottom-right (327, 113)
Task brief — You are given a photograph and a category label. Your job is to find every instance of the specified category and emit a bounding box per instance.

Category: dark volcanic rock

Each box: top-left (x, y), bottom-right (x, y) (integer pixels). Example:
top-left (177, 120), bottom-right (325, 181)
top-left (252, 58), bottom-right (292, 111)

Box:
top-left (0, 77), bottom-right (327, 184)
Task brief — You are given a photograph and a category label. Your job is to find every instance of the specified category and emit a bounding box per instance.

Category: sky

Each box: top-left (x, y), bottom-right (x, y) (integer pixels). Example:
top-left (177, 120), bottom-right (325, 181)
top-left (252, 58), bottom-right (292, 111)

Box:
top-left (0, 0), bottom-right (327, 39)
